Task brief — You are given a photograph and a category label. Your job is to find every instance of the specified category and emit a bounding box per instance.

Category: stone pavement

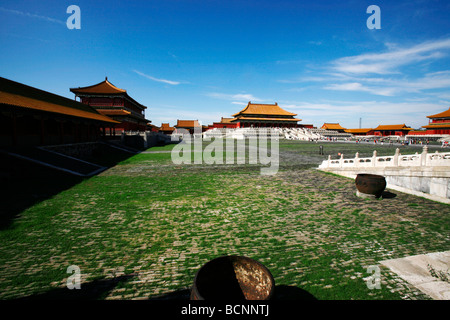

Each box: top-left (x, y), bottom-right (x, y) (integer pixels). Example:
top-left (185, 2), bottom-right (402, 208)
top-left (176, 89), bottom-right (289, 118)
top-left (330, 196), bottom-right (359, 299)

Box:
top-left (1, 142), bottom-right (449, 300)
top-left (381, 251), bottom-right (450, 300)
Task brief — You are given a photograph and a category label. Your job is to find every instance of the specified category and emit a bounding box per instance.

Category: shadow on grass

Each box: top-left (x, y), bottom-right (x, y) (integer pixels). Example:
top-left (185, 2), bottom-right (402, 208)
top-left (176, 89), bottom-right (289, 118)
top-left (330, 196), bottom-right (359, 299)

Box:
top-left (273, 285), bottom-right (318, 300)
top-left (14, 279), bottom-right (317, 300)
top-left (0, 154), bottom-right (83, 230)
top-left (16, 275), bottom-right (135, 300)
top-left (381, 191), bottom-right (397, 199)
top-left (0, 143), bottom-right (135, 230)
top-left (149, 285), bottom-right (317, 301)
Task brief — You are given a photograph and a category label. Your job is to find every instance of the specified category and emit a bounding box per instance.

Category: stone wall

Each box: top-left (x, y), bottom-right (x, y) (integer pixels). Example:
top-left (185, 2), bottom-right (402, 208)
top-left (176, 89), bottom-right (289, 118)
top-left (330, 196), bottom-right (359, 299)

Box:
top-left (121, 131), bottom-right (172, 149)
top-left (318, 166), bottom-right (450, 204)
top-left (317, 146), bottom-right (450, 203)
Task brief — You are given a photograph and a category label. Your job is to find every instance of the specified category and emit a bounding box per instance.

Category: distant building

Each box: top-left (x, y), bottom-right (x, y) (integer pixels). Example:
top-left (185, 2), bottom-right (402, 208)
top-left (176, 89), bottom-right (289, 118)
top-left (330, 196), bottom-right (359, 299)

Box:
top-left (372, 124), bottom-right (413, 136)
top-left (174, 119), bottom-right (202, 134)
top-left (0, 77), bottom-right (118, 147)
top-left (211, 117), bottom-right (238, 129)
top-left (344, 128), bottom-right (374, 136)
top-left (230, 102), bottom-right (301, 128)
top-left (147, 123), bottom-right (160, 132)
top-left (70, 77), bottom-right (151, 133)
top-left (422, 107), bottom-right (450, 135)
top-left (407, 130), bottom-right (428, 136)
top-left (299, 124), bottom-right (315, 129)
top-left (159, 123), bottom-right (175, 135)
top-left (321, 123), bottom-right (347, 132)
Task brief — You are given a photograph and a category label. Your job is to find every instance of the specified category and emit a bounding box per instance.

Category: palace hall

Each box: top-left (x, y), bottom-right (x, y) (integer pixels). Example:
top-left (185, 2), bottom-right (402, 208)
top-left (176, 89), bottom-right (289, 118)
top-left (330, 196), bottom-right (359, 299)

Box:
top-left (70, 78), bottom-right (151, 133)
top-left (230, 102), bottom-right (301, 128)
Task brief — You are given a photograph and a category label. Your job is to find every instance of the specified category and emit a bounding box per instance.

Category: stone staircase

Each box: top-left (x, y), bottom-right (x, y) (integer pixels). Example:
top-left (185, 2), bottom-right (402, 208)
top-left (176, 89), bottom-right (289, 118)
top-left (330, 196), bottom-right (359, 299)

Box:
top-left (1, 147), bottom-right (106, 177)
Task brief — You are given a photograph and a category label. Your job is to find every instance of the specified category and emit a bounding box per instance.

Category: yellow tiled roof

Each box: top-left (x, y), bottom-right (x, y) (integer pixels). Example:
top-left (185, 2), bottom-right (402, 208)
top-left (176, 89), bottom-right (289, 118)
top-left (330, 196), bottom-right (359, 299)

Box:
top-left (232, 102), bottom-right (297, 117)
top-left (427, 107), bottom-right (450, 119)
top-left (231, 116), bottom-right (300, 122)
top-left (175, 120), bottom-right (201, 127)
top-left (220, 117), bottom-right (234, 123)
top-left (344, 128), bottom-right (373, 133)
top-left (70, 78), bottom-right (126, 94)
top-left (70, 78), bottom-right (147, 110)
top-left (422, 123), bottom-right (450, 129)
top-left (160, 123), bottom-right (175, 131)
top-left (321, 123), bottom-right (346, 130)
top-left (97, 108), bottom-right (149, 123)
top-left (97, 109), bottom-right (131, 116)
top-left (374, 124), bottom-right (412, 131)
top-left (0, 90), bottom-right (119, 124)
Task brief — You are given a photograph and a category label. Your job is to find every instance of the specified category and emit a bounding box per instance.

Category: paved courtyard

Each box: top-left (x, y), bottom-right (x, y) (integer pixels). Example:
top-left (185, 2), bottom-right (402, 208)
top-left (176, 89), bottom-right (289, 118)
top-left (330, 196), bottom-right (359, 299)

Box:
top-left (0, 142), bottom-right (448, 300)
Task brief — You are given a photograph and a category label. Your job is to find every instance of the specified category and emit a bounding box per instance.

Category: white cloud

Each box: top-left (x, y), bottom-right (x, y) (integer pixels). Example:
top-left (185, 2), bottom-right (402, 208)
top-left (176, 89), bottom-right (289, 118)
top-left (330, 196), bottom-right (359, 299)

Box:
top-left (286, 39), bottom-right (450, 97)
top-left (405, 70), bottom-right (450, 91)
top-left (276, 39), bottom-right (450, 127)
top-left (324, 82), bottom-right (396, 96)
top-left (0, 7), bottom-right (65, 25)
top-left (332, 38), bottom-right (450, 75)
top-left (205, 92), bottom-right (263, 102)
top-left (280, 99), bottom-right (445, 128)
top-left (434, 92), bottom-right (450, 100)
top-left (323, 70), bottom-right (450, 96)
top-left (133, 70), bottom-right (180, 85)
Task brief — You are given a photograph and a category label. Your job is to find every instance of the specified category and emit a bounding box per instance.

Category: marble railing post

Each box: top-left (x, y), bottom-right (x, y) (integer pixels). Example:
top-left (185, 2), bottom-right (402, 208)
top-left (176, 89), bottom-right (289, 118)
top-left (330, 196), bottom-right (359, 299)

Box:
top-left (393, 148), bottom-right (400, 167)
top-left (320, 146), bottom-right (449, 170)
top-left (421, 146), bottom-right (428, 167)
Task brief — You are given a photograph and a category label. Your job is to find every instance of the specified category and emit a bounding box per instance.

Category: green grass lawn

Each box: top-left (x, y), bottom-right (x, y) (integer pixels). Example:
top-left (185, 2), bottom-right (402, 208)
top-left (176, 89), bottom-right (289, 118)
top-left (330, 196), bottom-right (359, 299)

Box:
top-left (0, 141), bottom-right (448, 300)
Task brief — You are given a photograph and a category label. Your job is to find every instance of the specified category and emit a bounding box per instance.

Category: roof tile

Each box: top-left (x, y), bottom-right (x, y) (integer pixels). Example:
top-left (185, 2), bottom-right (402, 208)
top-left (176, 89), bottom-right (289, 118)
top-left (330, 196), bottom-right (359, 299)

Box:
top-left (232, 102), bottom-right (297, 117)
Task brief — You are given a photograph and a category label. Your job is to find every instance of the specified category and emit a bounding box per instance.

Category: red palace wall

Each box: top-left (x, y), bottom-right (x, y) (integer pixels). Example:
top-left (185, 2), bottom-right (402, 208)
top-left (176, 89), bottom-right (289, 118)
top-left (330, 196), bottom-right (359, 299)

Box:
top-left (298, 124), bottom-right (314, 129)
top-left (426, 128), bottom-right (450, 134)
top-left (212, 123), bottom-right (238, 129)
top-left (238, 122), bottom-right (297, 128)
top-left (80, 97), bottom-right (144, 115)
top-left (426, 119), bottom-right (450, 134)
top-left (373, 131), bottom-right (409, 136)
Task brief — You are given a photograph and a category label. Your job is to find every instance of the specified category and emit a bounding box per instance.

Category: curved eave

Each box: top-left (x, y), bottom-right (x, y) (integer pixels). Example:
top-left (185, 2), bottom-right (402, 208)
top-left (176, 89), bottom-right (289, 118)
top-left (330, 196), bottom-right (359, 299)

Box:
top-left (426, 107), bottom-right (450, 119)
top-left (70, 79), bottom-right (126, 95)
top-left (422, 124), bottom-right (450, 129)
top-left (0, 91), bottom-right (119, 124)
top-left (232, 103), bottom-right (297, 117)
top-left (230, 117), bottom-right (301, 122)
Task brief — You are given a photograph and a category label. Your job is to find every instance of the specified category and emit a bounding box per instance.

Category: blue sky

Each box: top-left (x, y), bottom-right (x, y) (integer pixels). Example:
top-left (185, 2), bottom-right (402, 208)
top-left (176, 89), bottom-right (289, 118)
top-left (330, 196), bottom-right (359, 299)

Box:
top-left (1, 0), bottom-right (450, 129)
